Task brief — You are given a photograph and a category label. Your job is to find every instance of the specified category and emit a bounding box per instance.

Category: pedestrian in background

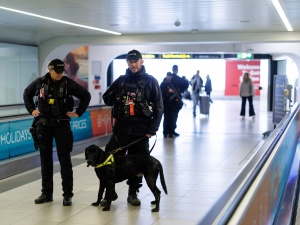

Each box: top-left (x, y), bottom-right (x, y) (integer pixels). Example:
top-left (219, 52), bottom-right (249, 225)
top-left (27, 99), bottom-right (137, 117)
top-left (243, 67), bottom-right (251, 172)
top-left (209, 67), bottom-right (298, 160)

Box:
top-left (205, 74), bottom-right (213, 103)
top-left (239, 72), bottom-right (255, 119)
top-left (160, 72), bottom-right (183, 138)
top-left (190, 70), bottom-right (203, 117)
top-left (170, 65), bottom-right (189, 135)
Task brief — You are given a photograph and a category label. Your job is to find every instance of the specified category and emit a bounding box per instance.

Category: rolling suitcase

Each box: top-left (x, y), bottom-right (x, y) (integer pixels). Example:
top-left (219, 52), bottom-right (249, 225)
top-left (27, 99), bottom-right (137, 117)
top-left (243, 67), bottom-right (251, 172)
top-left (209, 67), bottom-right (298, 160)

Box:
top-left (199, 95), bottom-right (210, 115)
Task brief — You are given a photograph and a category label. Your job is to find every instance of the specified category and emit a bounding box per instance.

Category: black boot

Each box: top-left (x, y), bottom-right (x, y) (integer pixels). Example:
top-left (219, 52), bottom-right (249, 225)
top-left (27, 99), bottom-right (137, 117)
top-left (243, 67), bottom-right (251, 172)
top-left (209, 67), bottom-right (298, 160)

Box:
top-left (127, 186), bottom-right (141, 206)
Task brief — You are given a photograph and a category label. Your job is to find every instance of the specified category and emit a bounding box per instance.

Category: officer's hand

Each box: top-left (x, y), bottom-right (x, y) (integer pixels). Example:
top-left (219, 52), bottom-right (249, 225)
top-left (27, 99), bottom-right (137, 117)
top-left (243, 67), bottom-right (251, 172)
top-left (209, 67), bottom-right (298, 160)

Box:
top-left (146, 134), bottom-right (152, 138)
top-left (32, 109), bottom-right (40, 117)
top-left (66, 112), bottom-right (79, 118)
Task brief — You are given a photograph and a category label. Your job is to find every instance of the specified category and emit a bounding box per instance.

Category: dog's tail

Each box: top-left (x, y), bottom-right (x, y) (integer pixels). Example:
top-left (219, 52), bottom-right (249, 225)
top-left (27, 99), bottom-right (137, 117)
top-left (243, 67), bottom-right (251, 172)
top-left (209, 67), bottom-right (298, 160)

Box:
top-left (158, 162), bottom-right (168, 194)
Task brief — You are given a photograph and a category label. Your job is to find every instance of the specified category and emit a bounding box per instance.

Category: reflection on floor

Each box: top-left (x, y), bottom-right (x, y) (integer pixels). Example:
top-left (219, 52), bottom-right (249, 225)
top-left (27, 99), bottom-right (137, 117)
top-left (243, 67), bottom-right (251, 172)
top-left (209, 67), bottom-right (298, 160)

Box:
top-left (0, 98), bottom-right (274, 225)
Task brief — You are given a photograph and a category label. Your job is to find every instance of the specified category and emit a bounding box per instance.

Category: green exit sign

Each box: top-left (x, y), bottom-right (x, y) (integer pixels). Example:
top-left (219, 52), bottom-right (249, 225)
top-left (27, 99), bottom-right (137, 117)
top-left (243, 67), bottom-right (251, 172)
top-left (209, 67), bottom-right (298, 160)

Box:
top-left (237, 53), bottom-right (253, 59)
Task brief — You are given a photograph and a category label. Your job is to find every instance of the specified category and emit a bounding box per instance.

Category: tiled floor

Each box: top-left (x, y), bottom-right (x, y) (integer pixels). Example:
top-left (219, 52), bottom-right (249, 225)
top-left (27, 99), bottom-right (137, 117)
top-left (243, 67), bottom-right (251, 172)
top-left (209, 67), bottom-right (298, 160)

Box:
top-left (0, 98), bottom-right (274, 225)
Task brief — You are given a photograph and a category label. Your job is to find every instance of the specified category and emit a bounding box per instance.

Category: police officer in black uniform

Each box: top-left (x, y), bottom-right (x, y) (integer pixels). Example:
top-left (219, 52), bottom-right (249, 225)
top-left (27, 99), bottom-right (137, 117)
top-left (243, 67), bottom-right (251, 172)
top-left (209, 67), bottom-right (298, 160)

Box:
top-left (102, 50), bottom-right (163, 206)
top-left (160, 72), bottom-right (183, 138)
top-left (23, 59), bottom-right (91, 206)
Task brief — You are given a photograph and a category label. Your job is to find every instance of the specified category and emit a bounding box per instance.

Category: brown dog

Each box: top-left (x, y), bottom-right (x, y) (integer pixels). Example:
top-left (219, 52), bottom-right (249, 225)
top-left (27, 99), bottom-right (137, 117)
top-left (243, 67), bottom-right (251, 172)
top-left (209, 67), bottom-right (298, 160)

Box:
top-left (85, 144), bottom-right (168, 212)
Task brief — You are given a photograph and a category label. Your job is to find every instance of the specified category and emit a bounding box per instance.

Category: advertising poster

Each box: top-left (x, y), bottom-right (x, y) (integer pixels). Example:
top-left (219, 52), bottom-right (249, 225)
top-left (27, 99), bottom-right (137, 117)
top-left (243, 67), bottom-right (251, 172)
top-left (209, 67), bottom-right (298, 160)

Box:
top-left (225, 60), bottom-right (261, 96)
top-left (64, 46), bottom-right (89, 90)
top-left (90, 108), bottom-right (113, 136)
top-left (71, 111), bottom-right (93, 141)
top-left (0, 122), bottom-right (10, 159)
top-left (240, 170), bottom-right (271, 224)
top-left (272, 75), bottom-right (287, 124)
top-left (8, 119), bottom-right (35, 157)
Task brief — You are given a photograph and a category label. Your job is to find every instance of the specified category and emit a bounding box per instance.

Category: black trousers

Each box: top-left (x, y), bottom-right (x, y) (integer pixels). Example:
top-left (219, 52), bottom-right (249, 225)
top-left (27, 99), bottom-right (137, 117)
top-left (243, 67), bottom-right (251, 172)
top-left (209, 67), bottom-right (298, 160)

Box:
top-left (105, 133), bottom-right (149, 189)
top-left (240, 96), bottom-right (255, 116)
top-left (163, 105), bottom-right (178, 135)
top-left (37, 121), bottom-right (74, 197)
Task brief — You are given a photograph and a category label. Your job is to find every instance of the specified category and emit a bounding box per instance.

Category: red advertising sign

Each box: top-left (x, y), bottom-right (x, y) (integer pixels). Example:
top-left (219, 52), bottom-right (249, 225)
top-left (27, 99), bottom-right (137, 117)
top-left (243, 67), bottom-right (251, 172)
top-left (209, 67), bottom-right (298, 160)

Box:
top-left (225, 60), bottom-right (261, 96)
top-left (90, 108), bottom-right (113, 136)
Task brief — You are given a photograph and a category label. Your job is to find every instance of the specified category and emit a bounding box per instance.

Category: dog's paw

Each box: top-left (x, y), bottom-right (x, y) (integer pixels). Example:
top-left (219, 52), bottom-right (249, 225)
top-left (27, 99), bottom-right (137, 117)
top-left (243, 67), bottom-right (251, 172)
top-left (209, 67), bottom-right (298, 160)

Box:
top-left (91, 202), bottom-right (100, 206)
top-left (102, 206), bottom-right (111, 211)
top-left (151, 207), bottom-right (159, 212)
top-left (150, 200), bottom-right (157, 205)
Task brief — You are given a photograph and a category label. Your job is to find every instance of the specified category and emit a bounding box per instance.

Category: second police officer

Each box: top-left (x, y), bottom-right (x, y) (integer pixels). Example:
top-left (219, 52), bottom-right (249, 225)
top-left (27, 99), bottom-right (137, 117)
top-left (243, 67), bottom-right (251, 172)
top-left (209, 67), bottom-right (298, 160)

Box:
top-left (102, 49), bottom-right (164, 206)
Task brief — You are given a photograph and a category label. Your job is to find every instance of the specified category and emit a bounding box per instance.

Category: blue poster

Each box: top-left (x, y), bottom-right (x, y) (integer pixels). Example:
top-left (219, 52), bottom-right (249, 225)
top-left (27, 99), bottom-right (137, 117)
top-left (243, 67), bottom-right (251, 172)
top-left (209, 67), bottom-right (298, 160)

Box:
top-left (71, 111), bottom-right (93, 141)
top-left (9, 119), bottom-right (36, 157)
top-left (0, 122), bottom-right (10, 160)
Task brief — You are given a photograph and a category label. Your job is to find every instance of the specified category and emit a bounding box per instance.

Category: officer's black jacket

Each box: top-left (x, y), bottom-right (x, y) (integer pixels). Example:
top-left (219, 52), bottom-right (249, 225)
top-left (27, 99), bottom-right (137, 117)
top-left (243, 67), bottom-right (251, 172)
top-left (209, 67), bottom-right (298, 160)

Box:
top-left (160, 78), bottom-right (182, 104)
top-left (171, 73), bottom-right (189, 93)
top-left (23, 73), bottom-right (91, 118)
top-left (103, 65), bottom-right (163, 136)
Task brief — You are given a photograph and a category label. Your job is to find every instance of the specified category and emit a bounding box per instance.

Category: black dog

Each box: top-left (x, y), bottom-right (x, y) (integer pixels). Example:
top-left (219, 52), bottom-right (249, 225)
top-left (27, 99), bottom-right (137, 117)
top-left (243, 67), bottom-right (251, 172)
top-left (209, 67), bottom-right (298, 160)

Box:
top-left (85, 144), bottom-right (168, 212)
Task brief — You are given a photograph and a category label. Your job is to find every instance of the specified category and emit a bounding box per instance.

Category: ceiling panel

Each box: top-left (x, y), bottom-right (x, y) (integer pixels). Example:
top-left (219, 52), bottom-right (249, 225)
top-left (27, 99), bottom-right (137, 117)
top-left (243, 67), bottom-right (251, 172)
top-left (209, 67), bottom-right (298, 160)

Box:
top-left (0, 0), bottom-right (299, 46)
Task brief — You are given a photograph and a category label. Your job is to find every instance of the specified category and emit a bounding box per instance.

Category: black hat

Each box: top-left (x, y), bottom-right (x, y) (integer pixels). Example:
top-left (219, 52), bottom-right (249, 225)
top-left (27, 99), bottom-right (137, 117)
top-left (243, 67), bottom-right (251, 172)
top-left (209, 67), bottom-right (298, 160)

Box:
top-left (48, 59), bottom-right (65, 73)
top-left (167, 72), bottom-right (173, 76)
top-left (126, 49), bottom-right (142, 61)
top-left (172, 65), bottom-right (178, 70)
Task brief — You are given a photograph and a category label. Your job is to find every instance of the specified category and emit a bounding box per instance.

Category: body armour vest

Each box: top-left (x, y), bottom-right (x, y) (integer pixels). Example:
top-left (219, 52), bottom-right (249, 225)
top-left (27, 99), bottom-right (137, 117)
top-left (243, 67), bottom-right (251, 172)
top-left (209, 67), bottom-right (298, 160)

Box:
top-left (37, 76), bottom-right (74, 118)
top-left (112, 75), bottom-right (153, 119)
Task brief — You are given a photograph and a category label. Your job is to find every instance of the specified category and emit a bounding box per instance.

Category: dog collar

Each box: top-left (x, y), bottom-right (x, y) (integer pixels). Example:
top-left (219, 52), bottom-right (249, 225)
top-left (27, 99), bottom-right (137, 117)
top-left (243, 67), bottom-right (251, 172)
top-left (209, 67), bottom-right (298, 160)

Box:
top-left (95, 154), bottom-right (114, 168)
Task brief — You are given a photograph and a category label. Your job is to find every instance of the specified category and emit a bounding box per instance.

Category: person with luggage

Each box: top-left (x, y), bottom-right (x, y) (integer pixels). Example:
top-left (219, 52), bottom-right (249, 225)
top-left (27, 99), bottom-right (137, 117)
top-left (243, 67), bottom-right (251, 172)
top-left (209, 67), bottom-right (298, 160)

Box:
top-left (239, 72), bottom-right (256, 119)
top-left (190, 70), bottom-right (203, 117)
top-left (204, 74), bottom-right (213, 103)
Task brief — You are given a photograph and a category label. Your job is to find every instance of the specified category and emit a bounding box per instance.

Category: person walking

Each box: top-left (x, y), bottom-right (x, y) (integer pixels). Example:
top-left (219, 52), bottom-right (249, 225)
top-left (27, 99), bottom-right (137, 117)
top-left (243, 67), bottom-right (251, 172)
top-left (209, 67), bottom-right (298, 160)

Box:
top-left (190, 70), bottom-right (203, 117)
top-left (204, 74), bottom-right (213, 103)
top-left (240, 72), bottom-right (256, 119)
top-left (23, 59), bottom-right (91, 206)
top-left (102, 49), bottom-right (163, 206)
top-left (160, 72), bottom-right (183, 138)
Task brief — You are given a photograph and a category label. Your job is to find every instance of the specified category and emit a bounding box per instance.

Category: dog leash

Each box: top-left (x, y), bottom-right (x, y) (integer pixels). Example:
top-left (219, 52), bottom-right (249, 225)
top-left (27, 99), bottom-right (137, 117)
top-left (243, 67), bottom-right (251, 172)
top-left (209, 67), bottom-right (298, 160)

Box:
top-left (111, 135), bottom-right (157, 154)
top-left (96, 135), bottom-right (157, 169)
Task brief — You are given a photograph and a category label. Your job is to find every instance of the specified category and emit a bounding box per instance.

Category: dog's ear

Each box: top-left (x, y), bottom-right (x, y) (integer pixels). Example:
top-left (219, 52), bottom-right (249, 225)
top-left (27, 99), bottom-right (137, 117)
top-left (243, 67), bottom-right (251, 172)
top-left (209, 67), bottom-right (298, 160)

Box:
top-left (85, 146), bottom-right (91, 160)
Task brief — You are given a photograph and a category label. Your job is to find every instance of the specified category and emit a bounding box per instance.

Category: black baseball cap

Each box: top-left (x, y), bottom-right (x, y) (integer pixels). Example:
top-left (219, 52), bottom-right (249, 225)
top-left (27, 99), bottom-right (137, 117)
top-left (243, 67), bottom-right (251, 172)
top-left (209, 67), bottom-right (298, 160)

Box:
top-left (126, 50), bottom-right (142, 61)
top-left (48, 59), bottom-right (65, 73)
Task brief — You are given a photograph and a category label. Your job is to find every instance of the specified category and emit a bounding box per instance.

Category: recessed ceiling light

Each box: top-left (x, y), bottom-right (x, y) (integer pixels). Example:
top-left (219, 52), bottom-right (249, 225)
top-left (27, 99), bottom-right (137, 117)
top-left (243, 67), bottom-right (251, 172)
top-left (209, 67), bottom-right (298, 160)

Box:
top-left (238, 20), bottom-right (251, 23)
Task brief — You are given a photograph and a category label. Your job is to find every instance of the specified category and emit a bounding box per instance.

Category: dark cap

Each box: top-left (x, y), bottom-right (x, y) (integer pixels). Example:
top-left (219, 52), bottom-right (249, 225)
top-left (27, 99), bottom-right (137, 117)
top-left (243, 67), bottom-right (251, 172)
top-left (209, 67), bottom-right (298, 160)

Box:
top-left (48, 59), bottom-right (65, 73)
top-left (172, 65), bottom-right (178, 70)
top-left (126, 49), bottom-right (142, 61)
top-left (167, 72), bottom-right (173, 76)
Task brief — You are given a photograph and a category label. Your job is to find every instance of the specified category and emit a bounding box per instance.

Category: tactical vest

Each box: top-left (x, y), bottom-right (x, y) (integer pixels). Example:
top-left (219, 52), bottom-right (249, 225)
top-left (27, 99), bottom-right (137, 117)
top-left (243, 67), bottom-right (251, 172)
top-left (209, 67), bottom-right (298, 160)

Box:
top-left (36, 76), bottom-right (74, 118)
top-left (112, 75), bottom-right (153, 119)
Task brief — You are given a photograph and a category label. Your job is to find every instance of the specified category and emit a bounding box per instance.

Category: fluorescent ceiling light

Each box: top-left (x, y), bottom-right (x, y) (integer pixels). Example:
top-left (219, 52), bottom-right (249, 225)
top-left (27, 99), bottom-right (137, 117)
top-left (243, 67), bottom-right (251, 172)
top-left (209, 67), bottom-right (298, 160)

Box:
top-left (271, 0), bottom-right (293, 31)
top-left (0, 6), bottom-right (122, 35)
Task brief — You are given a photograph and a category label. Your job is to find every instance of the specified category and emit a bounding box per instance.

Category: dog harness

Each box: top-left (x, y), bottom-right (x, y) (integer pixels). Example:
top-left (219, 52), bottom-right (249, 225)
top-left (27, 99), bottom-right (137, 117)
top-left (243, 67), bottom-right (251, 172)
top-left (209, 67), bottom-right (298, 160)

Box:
top-left (95, 154), bottom-right (115, 168)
